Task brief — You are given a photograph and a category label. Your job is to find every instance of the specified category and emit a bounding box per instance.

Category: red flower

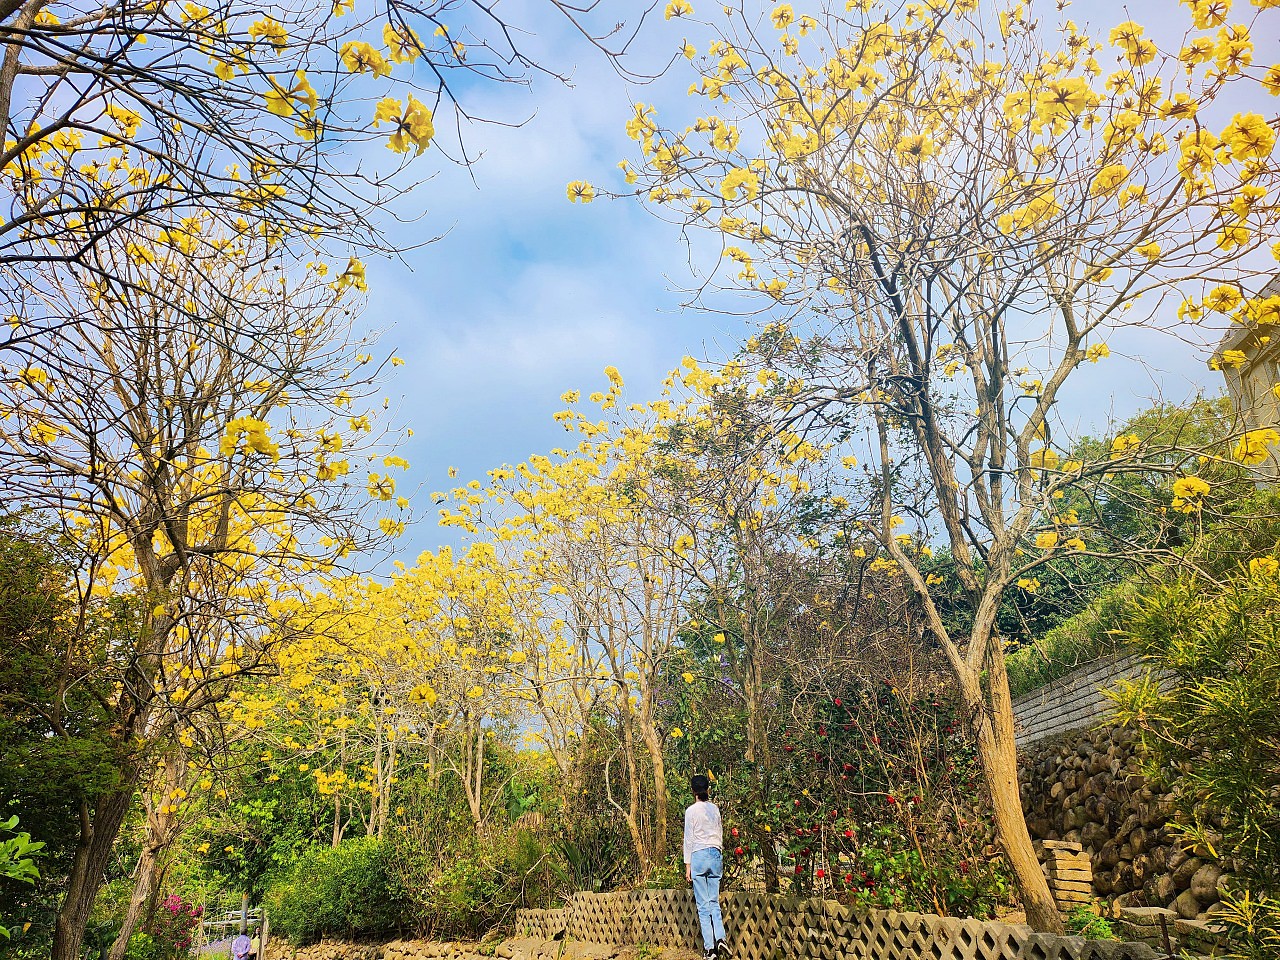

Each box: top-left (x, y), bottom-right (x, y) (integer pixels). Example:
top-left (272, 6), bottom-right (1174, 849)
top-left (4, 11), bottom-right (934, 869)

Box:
top-left (833, 698), bottom-right (842, 707)
top-left (886, 795), bottom-right (896, 804)
top-left (734, 847), bottom-right (744, 856)
top-left (816, 869), bottom-right (825, 879)
top-left (844, 829), bottom-right (853, 839)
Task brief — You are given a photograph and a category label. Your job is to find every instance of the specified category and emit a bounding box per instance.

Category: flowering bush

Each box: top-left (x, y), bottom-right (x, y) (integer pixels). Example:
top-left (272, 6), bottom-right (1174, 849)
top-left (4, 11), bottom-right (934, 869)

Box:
top-left (140, 894), bottom-right (202, 960)
top-left (665, 652), bottom-right (1014, 917)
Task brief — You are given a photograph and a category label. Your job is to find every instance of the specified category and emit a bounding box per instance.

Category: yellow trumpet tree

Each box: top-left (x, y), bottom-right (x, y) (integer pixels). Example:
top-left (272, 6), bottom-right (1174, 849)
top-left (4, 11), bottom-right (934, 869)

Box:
top-left (641, 356), bottom-right (856, 770)
top-left (0, 0), bottom-right (647, 306)
top-left (0, 216), bottom-right (408, 959)
top-left (442, 369), bottom-right (697, 874)
top-left (254, 543), bottom-right (532, 845)
top-left (613, 0), bottom-right (1280, 933)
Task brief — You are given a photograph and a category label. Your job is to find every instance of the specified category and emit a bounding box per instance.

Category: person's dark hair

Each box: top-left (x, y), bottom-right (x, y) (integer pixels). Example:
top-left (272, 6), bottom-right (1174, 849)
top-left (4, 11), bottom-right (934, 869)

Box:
top-left (690, 774), bottom-right (710, 801)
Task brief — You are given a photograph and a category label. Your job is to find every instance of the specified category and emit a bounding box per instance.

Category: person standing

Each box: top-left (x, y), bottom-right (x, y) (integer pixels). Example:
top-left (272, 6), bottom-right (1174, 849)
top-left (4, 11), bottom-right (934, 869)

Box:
top-left (684, 774), bottom-right (729, 960)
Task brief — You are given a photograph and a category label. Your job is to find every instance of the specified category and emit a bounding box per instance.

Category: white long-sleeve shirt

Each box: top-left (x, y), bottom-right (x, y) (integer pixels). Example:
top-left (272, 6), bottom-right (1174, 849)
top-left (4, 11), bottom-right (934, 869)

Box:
top-left (683, 799), bottom-right (723, 864)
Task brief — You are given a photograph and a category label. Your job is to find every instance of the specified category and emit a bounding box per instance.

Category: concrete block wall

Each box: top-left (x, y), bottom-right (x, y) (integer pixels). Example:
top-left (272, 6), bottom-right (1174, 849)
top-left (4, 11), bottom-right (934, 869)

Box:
top-left (1010, 656), bottom-right (1149, 747)
top-left (516, 891), bottom-right (1161, 960)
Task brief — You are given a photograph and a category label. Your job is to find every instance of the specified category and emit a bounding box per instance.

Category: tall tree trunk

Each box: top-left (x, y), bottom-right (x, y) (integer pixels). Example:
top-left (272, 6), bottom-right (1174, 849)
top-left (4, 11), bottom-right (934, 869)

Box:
top-left (52, 784), bottom-right (137, 960)
top-left (107, 755), bottom-right (186, 960)
top-left (961, 664), bottom-right (1064, 935)
top-left (742, 636), bottom-right (770, 767)
top-left (369, 709), bottom-right (383, 838)
top-left (639, 722), bottom-right (668, 862)
top-left (617, 710), bottom-right (650, 874)
top-left (379, 745), bottom-right (397, 840)
top-left (469, 720), bottom-right (485, 835)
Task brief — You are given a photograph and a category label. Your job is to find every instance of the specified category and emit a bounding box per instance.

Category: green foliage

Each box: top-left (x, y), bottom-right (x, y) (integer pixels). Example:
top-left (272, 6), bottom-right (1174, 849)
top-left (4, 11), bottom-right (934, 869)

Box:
top-left (1006, 583), bottom-right (1135, 698)
top-left (0, 521), bottom-right (126, 956)
top-left (551, 818), bottom-right (631, 895)
top-left (662, 645), bottom-right (1012, 916)
top-left (1007, 487), bottom-right (1280, 700)
top-left (197, 761), bottom-right (336, 903)
top-left (264, 838), bottom-right (403, 945)
top-left (1110, 563), bottom-right (1280, 960)
top-left (384, 773), bottom-right (561, 939)
top-left (0, 818), bottom-right (43, 888)
top-left (0, 816), bottom-right (44, 940)
top-left (1064, 906), bottom-right (1116, 940)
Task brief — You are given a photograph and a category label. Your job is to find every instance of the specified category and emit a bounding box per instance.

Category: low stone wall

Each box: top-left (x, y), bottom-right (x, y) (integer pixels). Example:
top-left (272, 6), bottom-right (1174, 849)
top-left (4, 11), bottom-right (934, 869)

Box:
top-left (517, 890), bottom-right (1159, 960)
top-left (1020, 724), bottom-right (1232, 926)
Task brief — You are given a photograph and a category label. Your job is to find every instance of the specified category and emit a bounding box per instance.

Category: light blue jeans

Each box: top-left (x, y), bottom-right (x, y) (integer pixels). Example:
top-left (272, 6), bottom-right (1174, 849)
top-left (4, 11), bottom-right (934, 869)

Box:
top-left (689, 847), bottom-right (725, 951)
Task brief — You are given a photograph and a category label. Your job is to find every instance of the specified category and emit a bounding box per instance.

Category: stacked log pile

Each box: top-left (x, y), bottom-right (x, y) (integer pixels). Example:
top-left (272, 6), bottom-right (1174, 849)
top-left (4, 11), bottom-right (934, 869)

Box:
top-left (1020, 724), bottom-right (1233, 923)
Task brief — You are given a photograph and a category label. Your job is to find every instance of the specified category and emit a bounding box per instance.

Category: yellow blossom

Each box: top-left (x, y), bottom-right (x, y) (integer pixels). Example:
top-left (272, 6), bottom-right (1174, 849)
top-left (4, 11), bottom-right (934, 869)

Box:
top-left (248, 17), bottom-right (288, 50)
top-left (720, 167), bottom-right (759, 202)
top-left (1234, 428), bottom-right (1279, 465)
top-left (1249, 556), bottom-right (1279, 578)
top-left (1171, 475), bottom-right (1211, 512)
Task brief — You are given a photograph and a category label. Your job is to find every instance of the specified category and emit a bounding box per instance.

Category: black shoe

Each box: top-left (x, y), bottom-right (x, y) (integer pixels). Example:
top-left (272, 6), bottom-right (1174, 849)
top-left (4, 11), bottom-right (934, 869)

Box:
top-left (716, 941), bottom-right (731, 960)
top-left (703, 950), bottom-right (716, 960)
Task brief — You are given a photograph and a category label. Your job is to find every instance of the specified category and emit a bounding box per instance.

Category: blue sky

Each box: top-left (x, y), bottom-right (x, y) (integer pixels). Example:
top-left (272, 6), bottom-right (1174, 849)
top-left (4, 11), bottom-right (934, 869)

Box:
top-left (362, 0), bottom-right (1247, 567)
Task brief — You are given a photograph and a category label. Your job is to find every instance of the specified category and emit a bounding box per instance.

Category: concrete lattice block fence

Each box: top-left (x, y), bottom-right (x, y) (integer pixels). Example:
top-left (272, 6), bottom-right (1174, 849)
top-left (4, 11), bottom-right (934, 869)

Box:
top-left (515, 891), bottom-right (1162, 960)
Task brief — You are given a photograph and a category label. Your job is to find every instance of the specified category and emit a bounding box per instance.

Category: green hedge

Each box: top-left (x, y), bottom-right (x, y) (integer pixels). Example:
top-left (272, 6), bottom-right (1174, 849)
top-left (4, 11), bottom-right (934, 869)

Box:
top-left (264, 838), bottom-right (403, 945)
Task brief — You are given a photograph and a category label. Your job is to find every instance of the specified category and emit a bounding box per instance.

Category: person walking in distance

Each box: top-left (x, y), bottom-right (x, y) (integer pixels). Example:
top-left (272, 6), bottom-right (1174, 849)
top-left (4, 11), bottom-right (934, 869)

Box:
top-left (684, 774), bottom-right (729, 960)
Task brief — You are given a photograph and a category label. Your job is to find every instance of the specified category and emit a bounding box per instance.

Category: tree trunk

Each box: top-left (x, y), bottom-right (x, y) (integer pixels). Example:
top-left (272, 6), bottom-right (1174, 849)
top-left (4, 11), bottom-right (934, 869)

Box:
top-left (52, 784), bottom-right (138, 960)
top-left (617, 710), bottom-right (651, 874)
top-left (470, 720), bottom-right (485, 835)
top-left (962, 665), bottom-right (1064, 935)
top-left (106, 822), bottom-right (165, 960)
top-left (107, 755), bottom-right (186, 960)
top-left (639, 722), bottom-right (668, 862)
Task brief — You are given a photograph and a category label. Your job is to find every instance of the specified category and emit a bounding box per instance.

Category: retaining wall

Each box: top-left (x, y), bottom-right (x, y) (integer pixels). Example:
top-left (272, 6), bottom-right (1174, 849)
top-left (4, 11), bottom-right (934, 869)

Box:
top-left (1010, 656), bottom-right (1149, 747)
top-left (1020, 724), bottom-right (1231, 926)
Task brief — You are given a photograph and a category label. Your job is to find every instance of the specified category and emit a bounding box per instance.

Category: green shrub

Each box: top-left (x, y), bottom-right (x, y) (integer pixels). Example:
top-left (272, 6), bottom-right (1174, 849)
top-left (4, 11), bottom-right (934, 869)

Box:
top-left (264, 837), bottom-right (402, 945)
top-left (1064, 905), bottom-right (1116, 940)
top-left (388, 819), bottom-right (558, 939)
top-left (1110, 562), bottom-right (1280, 960)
